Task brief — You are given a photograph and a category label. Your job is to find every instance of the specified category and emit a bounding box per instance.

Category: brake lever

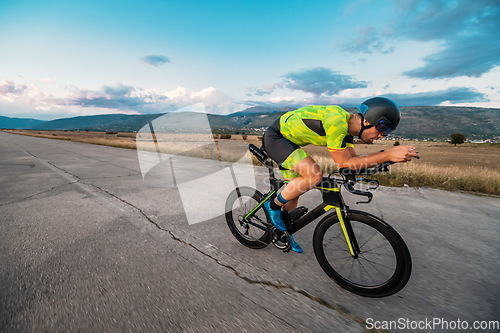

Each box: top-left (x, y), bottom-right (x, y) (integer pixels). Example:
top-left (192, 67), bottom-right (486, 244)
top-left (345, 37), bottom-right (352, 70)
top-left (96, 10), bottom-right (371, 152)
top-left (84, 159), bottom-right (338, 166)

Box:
top-left (344, 180), bottom-right (374, 204)
top-left (356, 192), bottom-right (373, 204)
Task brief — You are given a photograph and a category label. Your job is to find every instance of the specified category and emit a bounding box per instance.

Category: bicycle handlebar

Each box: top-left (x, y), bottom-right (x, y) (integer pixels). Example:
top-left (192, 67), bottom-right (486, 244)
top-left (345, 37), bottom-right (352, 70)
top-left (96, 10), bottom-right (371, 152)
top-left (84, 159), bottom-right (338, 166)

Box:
top-left (248, 144), bottom-right (396, 204)
top-left (335, 162), bottom-right (395, 204)
top-left (337, 154), bottom-right (419, 203)
top-left (337, 161), bottom-right (395, 177)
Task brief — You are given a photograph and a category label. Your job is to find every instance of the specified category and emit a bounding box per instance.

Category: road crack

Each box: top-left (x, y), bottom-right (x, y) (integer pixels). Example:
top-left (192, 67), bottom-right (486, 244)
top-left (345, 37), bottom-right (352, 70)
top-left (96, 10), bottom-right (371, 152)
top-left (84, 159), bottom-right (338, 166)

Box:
top-left (75, 180), bottom-right (374, 331)
top-left (0, 182), bottom-right (76, 207)
top-left (20, 147), bottom-right (380, 332)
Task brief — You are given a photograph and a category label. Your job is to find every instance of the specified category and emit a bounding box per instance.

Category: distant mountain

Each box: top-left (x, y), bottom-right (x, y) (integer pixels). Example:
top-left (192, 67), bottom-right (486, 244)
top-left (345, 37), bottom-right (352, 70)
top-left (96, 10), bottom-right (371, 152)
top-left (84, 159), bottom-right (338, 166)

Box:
top-left (2, 105), bottom-right (499, 140)
top-left (33, 114), bottom-right (163, 132)
top-left (394, 106), bottom-right (500, 140)
top-left (222, 106), bottom-right (500, 140)
top-left (0, 116), bottom-right (46, 129)
top-left (229, 106), bottom-right (296, 116)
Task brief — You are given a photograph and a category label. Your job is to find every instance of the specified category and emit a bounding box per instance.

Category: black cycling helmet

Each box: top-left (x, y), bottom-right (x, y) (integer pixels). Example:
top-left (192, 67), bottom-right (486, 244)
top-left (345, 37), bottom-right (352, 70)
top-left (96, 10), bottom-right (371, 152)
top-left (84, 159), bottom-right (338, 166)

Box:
top-left (357, 97), bottom-right (400, 139)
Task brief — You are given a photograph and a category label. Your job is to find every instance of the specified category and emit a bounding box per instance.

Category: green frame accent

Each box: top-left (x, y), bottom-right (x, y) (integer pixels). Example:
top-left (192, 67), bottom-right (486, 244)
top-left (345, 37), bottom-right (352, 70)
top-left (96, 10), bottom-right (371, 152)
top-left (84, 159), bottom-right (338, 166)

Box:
top-left (244, 191), bottom-right (275, 222)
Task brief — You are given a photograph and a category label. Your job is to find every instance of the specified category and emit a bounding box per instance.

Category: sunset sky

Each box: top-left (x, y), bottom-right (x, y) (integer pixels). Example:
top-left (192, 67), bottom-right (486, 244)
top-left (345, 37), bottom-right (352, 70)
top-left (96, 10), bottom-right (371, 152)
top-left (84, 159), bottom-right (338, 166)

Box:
top-left (1, 0), bottom-right (499, 120)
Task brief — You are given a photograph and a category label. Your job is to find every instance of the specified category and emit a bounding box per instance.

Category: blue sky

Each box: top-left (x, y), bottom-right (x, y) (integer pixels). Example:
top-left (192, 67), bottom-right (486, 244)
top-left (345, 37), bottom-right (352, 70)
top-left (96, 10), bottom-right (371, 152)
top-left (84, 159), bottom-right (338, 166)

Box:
top-left (0, 0), bottom-right (499, 120)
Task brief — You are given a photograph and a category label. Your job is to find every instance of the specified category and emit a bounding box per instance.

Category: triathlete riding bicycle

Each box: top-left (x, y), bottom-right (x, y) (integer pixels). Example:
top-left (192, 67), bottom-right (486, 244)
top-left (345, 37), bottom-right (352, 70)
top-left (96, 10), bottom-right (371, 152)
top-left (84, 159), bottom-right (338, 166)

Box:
top-left (262, 97), bottom-right (420, 253)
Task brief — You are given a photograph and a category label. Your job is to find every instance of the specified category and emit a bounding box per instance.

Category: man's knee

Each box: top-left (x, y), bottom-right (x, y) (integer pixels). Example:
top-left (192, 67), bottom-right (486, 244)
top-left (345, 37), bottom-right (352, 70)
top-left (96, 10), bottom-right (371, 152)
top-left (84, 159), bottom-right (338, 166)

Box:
top-left (298, 170), bottom-right (322, 187)
top-left (308, 172), bottom-right (323, 186)
top-left (303, 164), bottom-right (322, 186)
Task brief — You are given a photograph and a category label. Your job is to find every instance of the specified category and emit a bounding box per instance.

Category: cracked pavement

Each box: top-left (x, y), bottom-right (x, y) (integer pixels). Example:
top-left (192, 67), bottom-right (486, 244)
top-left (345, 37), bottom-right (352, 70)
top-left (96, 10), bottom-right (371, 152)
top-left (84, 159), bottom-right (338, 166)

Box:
top-left (1, 131), bottom-right (499, 332)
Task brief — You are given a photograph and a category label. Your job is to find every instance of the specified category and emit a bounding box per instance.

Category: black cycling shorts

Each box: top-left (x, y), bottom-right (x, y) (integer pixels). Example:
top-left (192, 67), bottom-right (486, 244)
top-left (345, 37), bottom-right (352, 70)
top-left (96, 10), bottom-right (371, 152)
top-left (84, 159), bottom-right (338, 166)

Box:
top-left (262, 119), bottom-right (309, 178)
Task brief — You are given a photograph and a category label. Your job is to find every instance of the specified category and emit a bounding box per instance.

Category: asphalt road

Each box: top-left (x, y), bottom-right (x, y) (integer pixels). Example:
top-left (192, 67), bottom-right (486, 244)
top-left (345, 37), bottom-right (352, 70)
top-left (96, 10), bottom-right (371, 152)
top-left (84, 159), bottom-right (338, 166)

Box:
top-left (1, 131), bottom-right (499, 332)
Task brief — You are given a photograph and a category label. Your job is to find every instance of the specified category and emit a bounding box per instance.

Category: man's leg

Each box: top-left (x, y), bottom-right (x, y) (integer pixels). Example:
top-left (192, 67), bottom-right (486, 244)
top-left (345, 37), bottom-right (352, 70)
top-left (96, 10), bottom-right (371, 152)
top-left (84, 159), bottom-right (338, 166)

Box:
top-left (266, 156), bottom-right (322, 254)
top-left (277, 156), bottom-right (323, 210)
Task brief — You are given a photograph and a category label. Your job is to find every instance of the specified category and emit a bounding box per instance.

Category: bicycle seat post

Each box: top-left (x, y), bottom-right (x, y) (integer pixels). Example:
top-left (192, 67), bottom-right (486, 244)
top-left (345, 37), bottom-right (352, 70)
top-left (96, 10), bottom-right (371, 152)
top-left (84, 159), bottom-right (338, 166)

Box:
top-left (248, 144), bottom-right (278, 192)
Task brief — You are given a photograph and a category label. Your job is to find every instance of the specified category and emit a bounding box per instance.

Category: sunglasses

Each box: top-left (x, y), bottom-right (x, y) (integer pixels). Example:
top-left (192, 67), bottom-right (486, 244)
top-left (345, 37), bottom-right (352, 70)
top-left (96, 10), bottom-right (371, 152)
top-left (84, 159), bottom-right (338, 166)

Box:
top-left (374, 119), bottom-right (395, 136)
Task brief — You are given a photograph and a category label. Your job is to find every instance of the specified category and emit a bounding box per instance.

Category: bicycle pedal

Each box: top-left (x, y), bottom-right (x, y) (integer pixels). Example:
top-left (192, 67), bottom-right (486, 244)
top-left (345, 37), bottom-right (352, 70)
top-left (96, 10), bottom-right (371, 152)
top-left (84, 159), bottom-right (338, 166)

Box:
top-left (272, 231), bottom-right (290, 251)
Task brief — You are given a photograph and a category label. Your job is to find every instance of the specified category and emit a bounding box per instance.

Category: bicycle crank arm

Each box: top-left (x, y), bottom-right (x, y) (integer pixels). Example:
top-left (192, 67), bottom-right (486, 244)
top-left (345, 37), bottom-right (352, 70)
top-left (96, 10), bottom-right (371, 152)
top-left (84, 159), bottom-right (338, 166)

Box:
top-left (242, 217), bottom-right (273, 233)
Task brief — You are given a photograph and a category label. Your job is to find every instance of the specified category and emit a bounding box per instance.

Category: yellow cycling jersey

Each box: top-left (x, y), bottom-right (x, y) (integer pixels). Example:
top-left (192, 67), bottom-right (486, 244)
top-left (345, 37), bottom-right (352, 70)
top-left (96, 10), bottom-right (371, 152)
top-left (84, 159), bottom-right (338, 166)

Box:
top-left (279, 105), bottom-right (354, 151)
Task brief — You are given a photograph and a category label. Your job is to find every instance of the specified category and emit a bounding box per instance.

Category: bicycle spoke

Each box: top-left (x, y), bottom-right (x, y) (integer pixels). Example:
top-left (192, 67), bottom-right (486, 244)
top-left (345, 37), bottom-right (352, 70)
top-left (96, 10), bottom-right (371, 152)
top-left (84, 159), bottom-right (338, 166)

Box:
top-left (226, 187), bottom-right (273, 249)
top-left (316, 213), bottom-right (411, 296)
top-left (356, 260), bottom-right (380, 285)
top-left (336, 256), bottom-right (355, 272)
top-left (361, 243), bottom-right (392, 255)
top-left (358, 254), bottom-right (394, 277)
top-left (357, 229), bottom-right (380, 249)
top-left (348, 258), bottom-right (356, 279)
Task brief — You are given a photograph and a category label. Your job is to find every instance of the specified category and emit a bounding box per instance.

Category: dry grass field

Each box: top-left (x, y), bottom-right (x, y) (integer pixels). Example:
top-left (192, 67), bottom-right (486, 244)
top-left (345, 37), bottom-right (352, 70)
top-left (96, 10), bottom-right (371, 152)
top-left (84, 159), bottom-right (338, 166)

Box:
top-left (4, 129), bottom-right (499, 195)
top-left (2, 129), bottom-right (138, 149)
top-left (305, 141), bottom-right (500, 196)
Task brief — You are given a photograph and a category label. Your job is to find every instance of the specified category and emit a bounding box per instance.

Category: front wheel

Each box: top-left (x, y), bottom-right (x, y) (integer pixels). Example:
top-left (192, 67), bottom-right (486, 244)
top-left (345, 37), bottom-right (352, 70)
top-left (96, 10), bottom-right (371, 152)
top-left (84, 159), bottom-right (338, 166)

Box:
top-left (313, 211), bottom-right (412, 297)
top-left (225, 187), bottom-right (273, 249)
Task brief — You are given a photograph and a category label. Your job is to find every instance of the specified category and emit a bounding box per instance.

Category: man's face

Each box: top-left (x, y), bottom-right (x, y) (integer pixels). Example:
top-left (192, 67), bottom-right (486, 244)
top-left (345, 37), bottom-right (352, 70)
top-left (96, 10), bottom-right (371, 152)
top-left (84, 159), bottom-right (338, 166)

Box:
top-left (361, 121), bottom-right (384, 144)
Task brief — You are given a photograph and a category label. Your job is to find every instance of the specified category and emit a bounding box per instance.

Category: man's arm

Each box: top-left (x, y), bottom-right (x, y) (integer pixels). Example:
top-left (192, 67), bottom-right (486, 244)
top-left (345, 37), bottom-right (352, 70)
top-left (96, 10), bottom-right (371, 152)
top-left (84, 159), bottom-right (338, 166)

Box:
top-left (330, 145), bottom-right (420, 170)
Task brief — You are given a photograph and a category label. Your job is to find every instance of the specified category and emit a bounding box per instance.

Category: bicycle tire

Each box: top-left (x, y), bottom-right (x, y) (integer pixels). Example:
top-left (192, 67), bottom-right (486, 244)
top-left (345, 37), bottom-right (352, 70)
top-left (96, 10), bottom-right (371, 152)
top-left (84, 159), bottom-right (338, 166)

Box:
top-left (313, 210), bottom-right (412, 297)
top-left (225, 186), bottom-right (273, 249)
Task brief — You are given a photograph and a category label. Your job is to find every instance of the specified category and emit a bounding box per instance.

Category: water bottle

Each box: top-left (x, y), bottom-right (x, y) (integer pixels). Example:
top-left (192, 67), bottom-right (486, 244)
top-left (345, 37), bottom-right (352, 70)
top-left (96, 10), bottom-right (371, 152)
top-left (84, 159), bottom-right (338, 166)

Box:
top-left (287, 206), bottom-right (308, 223)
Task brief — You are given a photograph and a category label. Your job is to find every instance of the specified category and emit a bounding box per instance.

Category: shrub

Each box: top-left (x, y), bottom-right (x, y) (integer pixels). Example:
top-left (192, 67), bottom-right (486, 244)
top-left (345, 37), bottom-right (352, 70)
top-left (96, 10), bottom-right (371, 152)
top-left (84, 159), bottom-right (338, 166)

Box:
top-left (450, 133), bottom-right (466, 146)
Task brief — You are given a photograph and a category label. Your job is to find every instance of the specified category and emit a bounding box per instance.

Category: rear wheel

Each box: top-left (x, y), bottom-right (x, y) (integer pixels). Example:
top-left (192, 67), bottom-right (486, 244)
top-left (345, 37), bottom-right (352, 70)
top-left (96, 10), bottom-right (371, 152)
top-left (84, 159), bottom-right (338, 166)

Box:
top-left (225, 187), bottom-right (272, 249)
top-left (313, 211), bottom-right (411, 297)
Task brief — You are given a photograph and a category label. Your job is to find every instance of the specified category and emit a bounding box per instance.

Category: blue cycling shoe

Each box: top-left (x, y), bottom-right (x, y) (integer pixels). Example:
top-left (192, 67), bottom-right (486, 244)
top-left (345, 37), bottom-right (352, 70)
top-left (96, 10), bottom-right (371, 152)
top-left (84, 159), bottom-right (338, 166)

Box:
top-left (263, 200), bottom-right (287, 231)
top-left (289, 235), bottom-right (303, 253)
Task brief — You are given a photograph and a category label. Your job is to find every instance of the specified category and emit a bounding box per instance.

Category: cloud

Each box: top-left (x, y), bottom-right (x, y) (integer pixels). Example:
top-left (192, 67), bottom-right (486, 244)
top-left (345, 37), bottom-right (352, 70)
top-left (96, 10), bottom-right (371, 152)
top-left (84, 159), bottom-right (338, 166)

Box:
top-left (245, 87), bottom-right (488, 108)
top-left (61, 83), bottom-right (156, 110)
top-left (0, 80), bottom-right (27, 95)
top-left (346, 0), bottom-right (500, 78)
top-left (403, 34), bottom-right (500, 79)
top-left (283, 67), bottom-right (369, 96)
top-left (0, 79), bottom-right (240, 118)
top-left (247, 67), bottom-right (369, 98)
top-left (383, 87), bottom-right (489, 106)
top-left (59, 84), bottom-right (237, 114)
top-left (163, 86), bottom-right (238, 114)
top-left (243, 95), bottom-right (304, 108)
top-left (343, 26), bottom-right (395, 54)
top-left (141, 55), bottom-right (171, 67)
top-left (245, 84), bottom-right (281, 96)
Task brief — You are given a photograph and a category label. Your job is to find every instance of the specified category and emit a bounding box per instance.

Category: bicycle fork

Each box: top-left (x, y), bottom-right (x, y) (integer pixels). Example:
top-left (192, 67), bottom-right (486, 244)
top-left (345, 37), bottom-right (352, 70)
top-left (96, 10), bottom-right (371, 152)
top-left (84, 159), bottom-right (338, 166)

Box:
top-left (325, 206), bottom-right (360, 258)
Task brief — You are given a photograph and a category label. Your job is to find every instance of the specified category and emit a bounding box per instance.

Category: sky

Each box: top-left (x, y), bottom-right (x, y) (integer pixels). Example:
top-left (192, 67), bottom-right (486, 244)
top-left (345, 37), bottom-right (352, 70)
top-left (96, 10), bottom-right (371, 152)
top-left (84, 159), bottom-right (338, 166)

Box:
top-left (0, 0), bottom-right (499, 120)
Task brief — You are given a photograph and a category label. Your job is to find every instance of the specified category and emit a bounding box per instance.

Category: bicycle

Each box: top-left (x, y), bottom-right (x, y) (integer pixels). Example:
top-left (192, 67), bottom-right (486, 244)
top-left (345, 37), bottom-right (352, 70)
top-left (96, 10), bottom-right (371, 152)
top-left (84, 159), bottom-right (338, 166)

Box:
top-left (225, 144), bottom-right (412, 297)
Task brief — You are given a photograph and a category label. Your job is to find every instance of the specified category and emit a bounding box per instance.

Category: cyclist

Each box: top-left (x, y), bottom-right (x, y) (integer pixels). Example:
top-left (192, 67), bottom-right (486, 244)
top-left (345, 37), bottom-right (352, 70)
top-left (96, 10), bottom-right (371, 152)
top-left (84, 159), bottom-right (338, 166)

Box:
top-left (262, 97), bottom-right (420, 253)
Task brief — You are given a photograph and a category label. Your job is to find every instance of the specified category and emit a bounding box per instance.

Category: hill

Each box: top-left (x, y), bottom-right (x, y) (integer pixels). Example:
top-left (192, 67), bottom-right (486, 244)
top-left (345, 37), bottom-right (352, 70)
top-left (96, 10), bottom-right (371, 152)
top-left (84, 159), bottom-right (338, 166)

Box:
top-left (394, 106), bottom-right (499, 140)
top-left (220, 106), bottom-right (500, 140)
top-left (229, 106), bottom-right (296, 116)
top-left (1, 105), bottom-right (499, 140)
top-left (0, 116), bottom-right (45, 129)
top-left (32, 114), bottom-right (163, 132)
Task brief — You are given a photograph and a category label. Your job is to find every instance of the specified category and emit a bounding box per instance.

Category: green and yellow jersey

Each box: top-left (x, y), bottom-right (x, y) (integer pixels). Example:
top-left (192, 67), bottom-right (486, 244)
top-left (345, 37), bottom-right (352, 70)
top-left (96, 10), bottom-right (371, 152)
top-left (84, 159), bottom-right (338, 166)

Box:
top-left (279, 105), bottom-right (354, 151)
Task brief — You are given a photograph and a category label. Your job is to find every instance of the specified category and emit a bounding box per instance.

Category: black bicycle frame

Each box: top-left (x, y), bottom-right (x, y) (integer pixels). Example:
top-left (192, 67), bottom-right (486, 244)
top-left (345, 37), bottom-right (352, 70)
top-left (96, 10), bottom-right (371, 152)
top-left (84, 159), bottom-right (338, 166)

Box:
top-left (243, 157), bottom-right (360, 257)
